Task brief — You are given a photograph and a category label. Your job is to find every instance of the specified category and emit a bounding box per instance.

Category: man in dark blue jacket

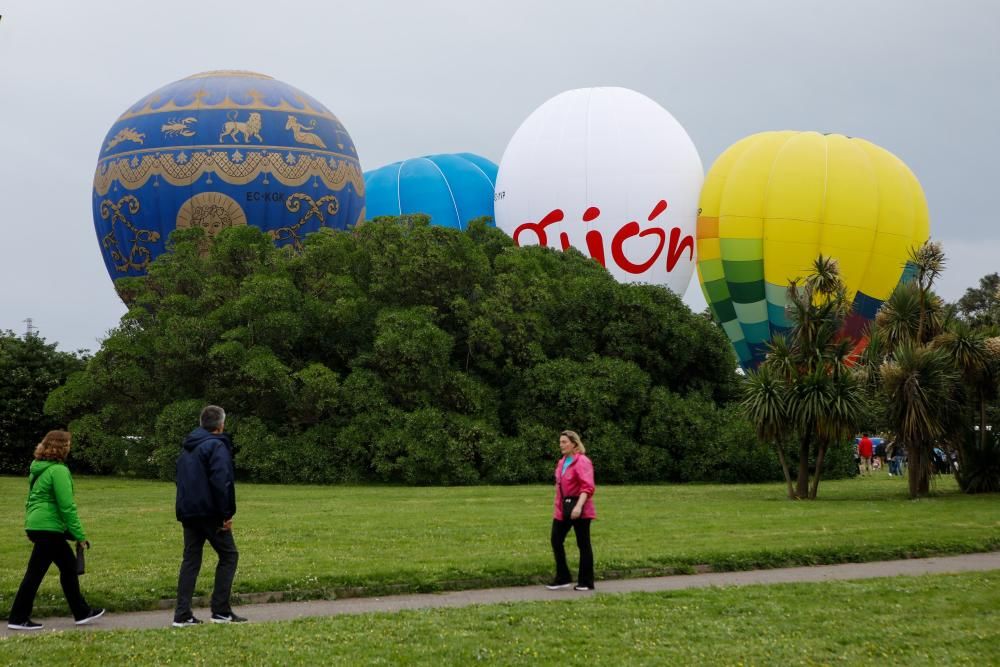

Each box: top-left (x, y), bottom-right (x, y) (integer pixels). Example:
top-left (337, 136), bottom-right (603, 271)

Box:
top-left (172, 405), bottom-right (246, 626)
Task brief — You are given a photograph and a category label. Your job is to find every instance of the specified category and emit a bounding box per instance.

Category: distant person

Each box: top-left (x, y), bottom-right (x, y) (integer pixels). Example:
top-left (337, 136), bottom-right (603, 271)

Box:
top-left (546, 430), bottom-right (596, 592)
top-left (7, 430), bottom-right (105, 631)
top-left (874, 438), bottom-right (887, 471)
top-left (858, 433), bottom-right (874, 476)
top-left (173, 405), bottom-right (246, 627)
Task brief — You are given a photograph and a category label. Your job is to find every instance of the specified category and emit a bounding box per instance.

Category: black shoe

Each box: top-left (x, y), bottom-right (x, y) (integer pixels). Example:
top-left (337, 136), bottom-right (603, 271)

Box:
top-left (172, 616), bottom-right (204, 628)
top-left (573, 584), bottom-right (594, 591)
top-left (210, 611), bottom-right (248, 624)
top-left (75, 608), bottom-right (105, 625)
top-left (7, 620), bottom-right (43, 630)
top-left (545, 580), bottom-right (573, 590)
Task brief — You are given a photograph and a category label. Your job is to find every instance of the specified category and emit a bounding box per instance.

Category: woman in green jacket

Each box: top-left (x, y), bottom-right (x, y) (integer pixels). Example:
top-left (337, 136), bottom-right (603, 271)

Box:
top-left (7, 430), bottom-right (104, 630)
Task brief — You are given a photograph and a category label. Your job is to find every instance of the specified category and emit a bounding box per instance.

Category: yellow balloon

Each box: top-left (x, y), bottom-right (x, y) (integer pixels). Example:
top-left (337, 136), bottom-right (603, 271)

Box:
top-left (696, 131), bottom-right (930, 369)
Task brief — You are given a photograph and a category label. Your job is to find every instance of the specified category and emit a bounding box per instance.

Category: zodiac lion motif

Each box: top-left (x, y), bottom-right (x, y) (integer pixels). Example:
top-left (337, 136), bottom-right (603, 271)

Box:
top-left (219, 111), bottom-right (263, 143)
top-left (161, 116), bottom-right (198, 137)
top-left (285, 115), bottom-right (327, 149)
top-left (105, 127), bottom-right (146, 152)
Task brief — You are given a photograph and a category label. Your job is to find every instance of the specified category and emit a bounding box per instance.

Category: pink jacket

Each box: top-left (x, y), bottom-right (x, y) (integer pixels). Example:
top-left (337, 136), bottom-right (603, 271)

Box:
top-left (553, 454), bottom-right (596, 520)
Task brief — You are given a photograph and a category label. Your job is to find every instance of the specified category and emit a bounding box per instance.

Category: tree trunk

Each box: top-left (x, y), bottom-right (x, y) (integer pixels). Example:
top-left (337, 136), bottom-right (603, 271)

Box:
top-left (908, 442), bottom-right (931, 498)
top-left (796, 431), bottom-right (810, 499)
top-left (775, 442), bottom-right (795, 500)
top-left (809, 440), bottom-right (828, 499)
top-left (980, 389), bottom-right (987, 450)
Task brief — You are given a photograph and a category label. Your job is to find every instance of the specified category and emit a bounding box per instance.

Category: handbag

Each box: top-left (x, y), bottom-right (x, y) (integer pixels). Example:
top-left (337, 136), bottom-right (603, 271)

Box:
top-left (561, 495), bottom-right (580, 521)
top-left (76, 541), bottom-right (86, 575)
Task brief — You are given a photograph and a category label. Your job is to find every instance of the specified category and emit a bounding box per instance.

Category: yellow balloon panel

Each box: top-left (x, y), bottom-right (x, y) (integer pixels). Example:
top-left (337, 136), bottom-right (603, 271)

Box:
top-left (697, 131), bottom-right (930, 369)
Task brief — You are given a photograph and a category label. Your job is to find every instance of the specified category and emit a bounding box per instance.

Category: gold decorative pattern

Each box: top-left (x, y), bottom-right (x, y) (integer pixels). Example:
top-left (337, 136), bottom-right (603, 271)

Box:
top-left (100, 195), bottom-right (161, 272)
top-left (105, 128), bottom-right (145, 152)
top-left (117, 87), bottom-right (337, 122)
top-left (161, 117), bottom-right (197, 137)
top-left (285, 115), bottom-right (326, 148)
top-left (176, 192), bottom-right (248, 239)
top-left (219, 112), bottom-right (264, 143)
top-left (94, 150), bottom-right (364, 196)
top-left (269, 193), bottom-right (340, 250)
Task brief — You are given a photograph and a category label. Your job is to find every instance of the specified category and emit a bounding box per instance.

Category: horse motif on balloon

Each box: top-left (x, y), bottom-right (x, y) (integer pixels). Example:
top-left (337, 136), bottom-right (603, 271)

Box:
top-left (493, 87), bottom-right (704, 296)
top-left (696, 131), bottom-right (930, 369)
top-left (92, 70), bottom-right (365, 291)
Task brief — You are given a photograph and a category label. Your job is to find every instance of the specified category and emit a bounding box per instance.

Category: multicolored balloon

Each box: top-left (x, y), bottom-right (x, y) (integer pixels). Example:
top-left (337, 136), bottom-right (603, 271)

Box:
top-left (92, 70), bottom-right (365, 288)
top-left (364, 153), bottom-right (498, 229)
top-left (696, 131), bottom-right (930, 369)
top-left (494, 87), bottom-right (703, 295)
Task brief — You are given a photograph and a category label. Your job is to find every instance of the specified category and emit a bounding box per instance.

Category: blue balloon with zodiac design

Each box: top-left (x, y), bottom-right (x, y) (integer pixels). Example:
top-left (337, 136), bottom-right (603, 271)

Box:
top-left (92, 70), bottom-right (365, 289)
top-left (364, 153), bottom-right (498, 229)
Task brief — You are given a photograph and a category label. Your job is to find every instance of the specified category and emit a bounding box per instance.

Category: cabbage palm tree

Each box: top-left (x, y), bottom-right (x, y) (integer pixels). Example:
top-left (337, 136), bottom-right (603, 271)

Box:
top-left (741, 365), bottom-right (794, 498)
top-left (740, 255), bottom-right (866, 499)
top-left (881, 343), bottom-right (959, 497)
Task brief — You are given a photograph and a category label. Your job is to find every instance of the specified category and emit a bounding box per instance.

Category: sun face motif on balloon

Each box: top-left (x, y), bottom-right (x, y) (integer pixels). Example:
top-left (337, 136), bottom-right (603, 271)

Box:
top-left (494, 87), bottom-right (704, 296)
top-left (92, 70), bottom-right (365, 293)
top-left (696, 131), bottom-right (930, 369)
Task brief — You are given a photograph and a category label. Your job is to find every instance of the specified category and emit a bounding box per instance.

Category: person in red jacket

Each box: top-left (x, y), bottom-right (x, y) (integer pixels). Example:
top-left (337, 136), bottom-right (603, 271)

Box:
top-left (546, 430), bottom-right (596, 592)
top-left (858, 433), bottom-right (874, 476)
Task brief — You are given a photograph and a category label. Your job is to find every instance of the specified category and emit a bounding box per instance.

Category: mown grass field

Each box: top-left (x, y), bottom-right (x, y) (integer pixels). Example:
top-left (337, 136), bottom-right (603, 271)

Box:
top-left (1, 570), bottom-right (998, 665)
top-left (0, 475), bottom-right (997, 616)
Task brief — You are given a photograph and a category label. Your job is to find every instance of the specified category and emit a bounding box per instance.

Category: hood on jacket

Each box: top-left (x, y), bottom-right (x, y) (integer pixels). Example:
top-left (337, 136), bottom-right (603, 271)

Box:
top-left (29, 459), bottom-right (58, 479)
top-left (183, 427), bottom-right (232, 452)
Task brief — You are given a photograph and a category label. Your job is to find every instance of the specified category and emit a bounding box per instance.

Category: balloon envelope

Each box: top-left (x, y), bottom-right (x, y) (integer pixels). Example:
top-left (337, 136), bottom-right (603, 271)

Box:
top-left (696, 131), bottom-right (930, 369)
top-left (364, 153), bottom-right (498, 229)
top-left (494, 87), bottom-right (703, 295)
top-left (92, 70), bottom-right (365, 288)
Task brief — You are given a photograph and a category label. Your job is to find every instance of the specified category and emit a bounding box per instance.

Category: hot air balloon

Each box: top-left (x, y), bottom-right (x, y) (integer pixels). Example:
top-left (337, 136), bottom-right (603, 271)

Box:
top-left (696, 131), bottom-right (930, 369)
top-left (364, 153), bottom-right (498, 229)
top-left (494, 87), bottom-right (703, 295)
top-left (92, 70), bottom-right (365, 288)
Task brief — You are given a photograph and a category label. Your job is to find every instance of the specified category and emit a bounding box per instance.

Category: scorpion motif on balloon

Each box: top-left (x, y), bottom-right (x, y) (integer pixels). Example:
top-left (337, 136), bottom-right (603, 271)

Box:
top-left (512, 199), bottom-right (694, 275)
top-left (99, 195), bottom-right (162, 272)
top-left (160, 117), bottom-right (198, 137)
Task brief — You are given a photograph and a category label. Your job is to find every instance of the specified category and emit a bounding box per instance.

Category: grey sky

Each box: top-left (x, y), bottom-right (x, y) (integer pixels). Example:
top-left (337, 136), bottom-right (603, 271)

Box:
top-left (1, 1), bottom-right (997, 352)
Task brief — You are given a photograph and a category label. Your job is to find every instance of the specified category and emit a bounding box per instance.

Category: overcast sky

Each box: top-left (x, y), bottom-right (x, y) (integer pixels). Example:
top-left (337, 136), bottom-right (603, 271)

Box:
top-left (1, 1), bottom-right (997, 352)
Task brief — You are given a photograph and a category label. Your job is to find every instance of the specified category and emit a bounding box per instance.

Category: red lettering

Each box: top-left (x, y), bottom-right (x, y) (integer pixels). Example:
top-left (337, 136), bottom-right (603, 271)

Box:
top-left (513, 208), bottom-right (564, 247)
top-left (611, 222), bottom-right (666, 274)
top-left (665, 227), bottom-right (694, 272)
top-left (585, 230), bottom-right (606, 267)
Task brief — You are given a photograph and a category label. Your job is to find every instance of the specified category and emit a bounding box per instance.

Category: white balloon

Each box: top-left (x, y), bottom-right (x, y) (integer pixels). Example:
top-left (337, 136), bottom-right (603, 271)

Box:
top-left (494, 87), bottom-right (703, 295)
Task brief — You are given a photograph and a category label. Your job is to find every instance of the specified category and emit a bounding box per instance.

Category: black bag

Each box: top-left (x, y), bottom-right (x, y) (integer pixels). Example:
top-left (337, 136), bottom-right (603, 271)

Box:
top-left (561, 495), bottom-right (580, 521)
top-left (76, 542), bottom-right (86, 575)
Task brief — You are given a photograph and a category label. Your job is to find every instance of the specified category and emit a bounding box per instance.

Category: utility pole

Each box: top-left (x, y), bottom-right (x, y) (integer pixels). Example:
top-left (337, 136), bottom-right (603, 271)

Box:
top-left (23, 318), bottom-right (36, 338)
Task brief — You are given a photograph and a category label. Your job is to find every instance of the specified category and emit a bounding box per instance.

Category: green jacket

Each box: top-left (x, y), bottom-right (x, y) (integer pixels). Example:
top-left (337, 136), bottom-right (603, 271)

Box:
top-left (24, 460), bottom-right (87, 541)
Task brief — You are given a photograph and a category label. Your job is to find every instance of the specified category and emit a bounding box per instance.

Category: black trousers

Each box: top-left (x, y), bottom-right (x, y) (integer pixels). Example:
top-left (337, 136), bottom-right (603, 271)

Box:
top-left (174, 518), bottom-right (239, 621)
top-left (8, 531), bottom-right (91, 622)
top-left (551, 518), bottom-right (594, 587)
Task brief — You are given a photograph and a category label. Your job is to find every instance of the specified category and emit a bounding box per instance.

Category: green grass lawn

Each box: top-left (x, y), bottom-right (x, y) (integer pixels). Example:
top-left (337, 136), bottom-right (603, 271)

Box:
top-left (1, 571), bottom-right (997, 665)
top-left (0, 475), bottom-right (997, 617)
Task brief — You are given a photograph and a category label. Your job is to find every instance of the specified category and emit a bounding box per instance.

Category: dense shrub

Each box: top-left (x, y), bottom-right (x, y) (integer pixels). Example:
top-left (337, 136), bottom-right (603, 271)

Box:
top-left (45, 218), bottom-right (771, 485)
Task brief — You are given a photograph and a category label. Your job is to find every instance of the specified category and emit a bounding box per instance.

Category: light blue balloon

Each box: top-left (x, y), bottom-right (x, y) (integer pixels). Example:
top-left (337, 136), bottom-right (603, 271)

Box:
top-left (364, 153), bottom-right (498, 229)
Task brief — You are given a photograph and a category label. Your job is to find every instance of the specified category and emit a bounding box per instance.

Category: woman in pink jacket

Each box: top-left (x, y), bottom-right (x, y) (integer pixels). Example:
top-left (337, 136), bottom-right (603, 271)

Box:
top-left (546, 430), bottom-right (596, 591)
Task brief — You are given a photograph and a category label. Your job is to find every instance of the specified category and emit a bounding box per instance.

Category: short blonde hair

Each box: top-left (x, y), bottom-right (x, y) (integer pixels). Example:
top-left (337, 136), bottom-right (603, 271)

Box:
top-left (34, 430), bottom-right (71, 462)
top-left (561, 430), bottom-right (585, 455)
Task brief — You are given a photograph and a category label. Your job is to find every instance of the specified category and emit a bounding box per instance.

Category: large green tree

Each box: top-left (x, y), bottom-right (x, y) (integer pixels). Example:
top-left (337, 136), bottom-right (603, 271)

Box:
top-left (0, 331), bottom-right (87, 473)
top-left (46, 217), bottom-right (776, 485)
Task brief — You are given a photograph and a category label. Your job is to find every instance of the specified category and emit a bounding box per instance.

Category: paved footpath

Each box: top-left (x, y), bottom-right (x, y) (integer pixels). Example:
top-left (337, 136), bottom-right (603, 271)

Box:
top-left (5, 552), bottom-right (999, 636)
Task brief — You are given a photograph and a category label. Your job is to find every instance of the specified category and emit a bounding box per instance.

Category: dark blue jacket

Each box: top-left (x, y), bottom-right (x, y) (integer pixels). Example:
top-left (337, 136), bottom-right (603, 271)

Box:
top-left (175, 427), bottom-right (236, 523)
